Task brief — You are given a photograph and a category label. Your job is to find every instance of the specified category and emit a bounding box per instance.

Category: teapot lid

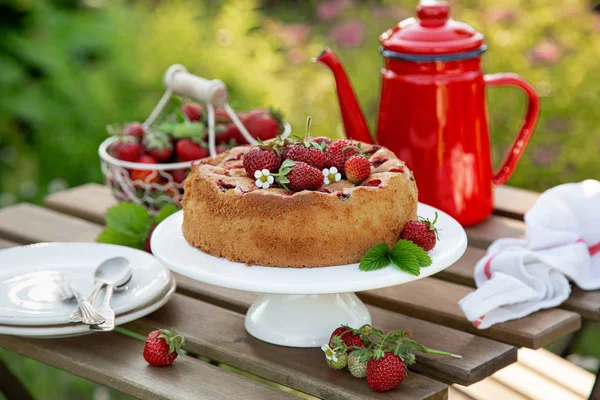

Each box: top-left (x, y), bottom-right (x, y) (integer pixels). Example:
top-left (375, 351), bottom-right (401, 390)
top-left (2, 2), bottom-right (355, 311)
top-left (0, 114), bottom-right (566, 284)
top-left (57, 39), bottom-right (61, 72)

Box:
top-left (380, 1), bottom-right (485, 58)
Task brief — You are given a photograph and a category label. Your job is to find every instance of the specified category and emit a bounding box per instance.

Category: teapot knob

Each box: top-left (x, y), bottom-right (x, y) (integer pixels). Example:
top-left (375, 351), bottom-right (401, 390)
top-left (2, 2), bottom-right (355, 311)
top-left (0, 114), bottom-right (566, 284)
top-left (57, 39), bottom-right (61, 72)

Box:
top-left (417, 1), bottom-right (449, 27)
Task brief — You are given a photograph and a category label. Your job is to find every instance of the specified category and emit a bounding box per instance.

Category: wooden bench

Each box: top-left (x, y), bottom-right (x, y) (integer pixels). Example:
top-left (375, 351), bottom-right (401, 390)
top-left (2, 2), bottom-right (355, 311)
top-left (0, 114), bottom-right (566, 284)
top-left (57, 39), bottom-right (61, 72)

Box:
top-left (0, 183), bottom-right (596, 399)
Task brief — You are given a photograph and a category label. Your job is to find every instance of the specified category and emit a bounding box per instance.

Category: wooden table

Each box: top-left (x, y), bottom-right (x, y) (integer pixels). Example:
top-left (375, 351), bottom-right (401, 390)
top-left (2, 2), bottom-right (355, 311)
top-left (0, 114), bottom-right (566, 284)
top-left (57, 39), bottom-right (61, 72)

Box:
top-left (0, 183), bottom-right (595, 399)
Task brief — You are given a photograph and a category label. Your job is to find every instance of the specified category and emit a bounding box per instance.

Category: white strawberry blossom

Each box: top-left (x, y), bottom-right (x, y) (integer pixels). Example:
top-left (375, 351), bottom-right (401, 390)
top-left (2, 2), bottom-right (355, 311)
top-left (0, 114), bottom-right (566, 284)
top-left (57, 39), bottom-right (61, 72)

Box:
top-left (322, 167), bottom-right (342, 185)
top-left (254, 169), bottom-right (274, 189)
top-left (321, 344), bottom-right (338, 362)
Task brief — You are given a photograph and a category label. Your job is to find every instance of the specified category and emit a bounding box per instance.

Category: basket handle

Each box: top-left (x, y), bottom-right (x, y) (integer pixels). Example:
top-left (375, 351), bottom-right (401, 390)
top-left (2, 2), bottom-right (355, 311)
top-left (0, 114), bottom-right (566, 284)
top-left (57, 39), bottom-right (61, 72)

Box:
top-left (164, 64), bottom-right (228, 107)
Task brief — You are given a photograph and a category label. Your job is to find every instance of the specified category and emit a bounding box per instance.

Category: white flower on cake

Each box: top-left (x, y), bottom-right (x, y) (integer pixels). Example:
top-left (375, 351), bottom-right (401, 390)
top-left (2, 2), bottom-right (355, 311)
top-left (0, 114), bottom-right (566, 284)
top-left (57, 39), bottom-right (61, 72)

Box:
top-left (322, 167), bottom-right (342, 185)
top-left (321, 344), bottom-right (338, 362)
top-left (254, 169), bottom-right (274, 189)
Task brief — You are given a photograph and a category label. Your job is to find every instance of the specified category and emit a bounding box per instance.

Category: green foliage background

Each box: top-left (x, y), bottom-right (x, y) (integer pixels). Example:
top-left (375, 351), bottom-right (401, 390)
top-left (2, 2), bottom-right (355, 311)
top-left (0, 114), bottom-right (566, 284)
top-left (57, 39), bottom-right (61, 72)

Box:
top-left (1, 0), bottom-right (599, 207)
top-left (0, 0), bottom-right (599, 398)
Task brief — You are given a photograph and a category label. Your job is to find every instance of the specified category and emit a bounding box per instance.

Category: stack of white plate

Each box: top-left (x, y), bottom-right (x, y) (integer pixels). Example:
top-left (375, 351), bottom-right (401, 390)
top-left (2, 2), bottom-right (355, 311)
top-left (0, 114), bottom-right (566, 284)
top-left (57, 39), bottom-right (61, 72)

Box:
top-left (0, 243), bottom-right (175, 338)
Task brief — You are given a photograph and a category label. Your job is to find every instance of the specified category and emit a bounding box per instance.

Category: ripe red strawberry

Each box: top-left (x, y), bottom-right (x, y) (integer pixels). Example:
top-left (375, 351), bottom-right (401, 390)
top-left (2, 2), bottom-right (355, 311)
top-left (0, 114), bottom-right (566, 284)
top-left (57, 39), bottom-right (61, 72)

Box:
top-left (123, 122), bottom-right (146, 140)
top-left (326, 139), bottom-right (360, 172)
top-left (344, 156), bottom-right (371, 184)
top-left (242, 109), bottom-right (283, 141)
top-left (366, 352), bottom-right (407, 392)
top-left (110, 136), bottom-right (142, 162)
top-left (278, 160), bottom-right (323, 192)
top-left (285, 145), bottom-right (328, 170)
top-left (182, 103), bottom-right (203, 122)
top-left (143, 131), bottom-right (173, 162)
top-left (312, 136), bottom-right (332, 147)
top-left (143, 328), bottom-right (185, 367)
top-left (400, 213), bottom-right (439, 251)
top-left (130, 155), bottom-right (159, 183)
top-left (171, 169), bottom-right (188, 184)
top-left (175, 139), bottom-right (209, 162)
top-left (329, 326), bottom-right (364, 353)
top-left (243, 146), bottom-right (282, 178)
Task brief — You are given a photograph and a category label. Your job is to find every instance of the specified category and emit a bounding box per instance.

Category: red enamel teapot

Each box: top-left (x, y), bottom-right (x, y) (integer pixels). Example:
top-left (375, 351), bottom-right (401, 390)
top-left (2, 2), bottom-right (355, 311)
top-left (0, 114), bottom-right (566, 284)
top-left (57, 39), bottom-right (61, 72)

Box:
top-left (315, 1), bottom-right (540, 226)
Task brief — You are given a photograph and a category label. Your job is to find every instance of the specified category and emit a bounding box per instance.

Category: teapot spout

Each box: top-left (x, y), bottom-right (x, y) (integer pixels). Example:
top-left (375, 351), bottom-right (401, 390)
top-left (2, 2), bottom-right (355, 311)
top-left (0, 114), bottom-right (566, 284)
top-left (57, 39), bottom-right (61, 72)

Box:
top-left (314, 48), bottom-right (374, 144)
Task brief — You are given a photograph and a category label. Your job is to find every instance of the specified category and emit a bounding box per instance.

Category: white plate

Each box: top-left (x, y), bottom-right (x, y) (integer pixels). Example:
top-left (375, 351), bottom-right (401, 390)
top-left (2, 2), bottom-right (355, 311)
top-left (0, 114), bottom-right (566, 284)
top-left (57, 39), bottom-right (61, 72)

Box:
top-left (0, 243), bottom-right (171, 326)
top-left (0, 277), bottom-right (176, 338)
top-left (151, 203), bottom-right (467, 295)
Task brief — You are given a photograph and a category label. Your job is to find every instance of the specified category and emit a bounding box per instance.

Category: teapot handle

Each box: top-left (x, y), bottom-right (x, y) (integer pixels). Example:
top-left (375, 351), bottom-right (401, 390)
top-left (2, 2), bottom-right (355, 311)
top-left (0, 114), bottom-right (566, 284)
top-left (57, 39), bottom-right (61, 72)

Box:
top-left (484, 73), bottom-right (540, 185)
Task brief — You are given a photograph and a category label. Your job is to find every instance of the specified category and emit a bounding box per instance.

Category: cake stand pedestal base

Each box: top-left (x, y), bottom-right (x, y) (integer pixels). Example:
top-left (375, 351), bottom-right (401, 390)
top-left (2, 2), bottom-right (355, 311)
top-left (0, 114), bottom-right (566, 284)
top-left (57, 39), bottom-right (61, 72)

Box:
top-left (244, 293), bottom-right (371, 348)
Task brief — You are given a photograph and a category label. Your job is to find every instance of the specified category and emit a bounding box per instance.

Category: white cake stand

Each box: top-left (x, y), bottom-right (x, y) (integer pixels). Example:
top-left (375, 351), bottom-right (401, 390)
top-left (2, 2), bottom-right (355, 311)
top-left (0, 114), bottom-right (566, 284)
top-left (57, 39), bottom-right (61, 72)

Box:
top-left (151, 203), bottom-right (467, 348)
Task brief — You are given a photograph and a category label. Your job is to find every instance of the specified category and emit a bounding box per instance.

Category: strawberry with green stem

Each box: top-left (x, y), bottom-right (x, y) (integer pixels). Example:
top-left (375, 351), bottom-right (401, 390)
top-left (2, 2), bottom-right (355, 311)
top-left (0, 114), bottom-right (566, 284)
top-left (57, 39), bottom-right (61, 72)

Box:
top-left (400, 212), bottom-right (440, 251)
top-left (285, 117), bottom-right (328, 169)
top-left (143, 328), bottom-right (185, 367)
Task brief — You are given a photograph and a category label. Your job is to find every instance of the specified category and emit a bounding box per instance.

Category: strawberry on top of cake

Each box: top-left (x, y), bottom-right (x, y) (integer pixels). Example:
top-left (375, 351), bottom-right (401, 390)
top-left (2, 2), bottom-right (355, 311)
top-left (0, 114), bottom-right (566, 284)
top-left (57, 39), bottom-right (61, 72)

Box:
top-left (181, 125), bottom-right (418, 268)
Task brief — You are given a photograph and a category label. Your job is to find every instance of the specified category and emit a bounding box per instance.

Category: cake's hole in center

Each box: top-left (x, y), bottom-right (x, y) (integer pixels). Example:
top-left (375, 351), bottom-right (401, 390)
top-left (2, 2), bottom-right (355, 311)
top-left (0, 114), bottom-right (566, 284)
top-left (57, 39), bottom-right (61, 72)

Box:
top-left (371, 158), bottom-right (389, 168)
top-left (217, 180), bottom-right (237, 191)
top-left (364, 179), bottom-right (382, 187)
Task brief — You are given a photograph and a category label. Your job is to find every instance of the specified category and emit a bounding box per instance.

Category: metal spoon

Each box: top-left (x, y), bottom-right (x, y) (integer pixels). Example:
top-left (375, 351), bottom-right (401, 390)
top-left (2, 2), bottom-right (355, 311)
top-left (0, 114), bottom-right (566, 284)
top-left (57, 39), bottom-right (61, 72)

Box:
top-left (69, 257), bottom-right (130, 323)
top-left (89, 261), bottom-right (133, 332)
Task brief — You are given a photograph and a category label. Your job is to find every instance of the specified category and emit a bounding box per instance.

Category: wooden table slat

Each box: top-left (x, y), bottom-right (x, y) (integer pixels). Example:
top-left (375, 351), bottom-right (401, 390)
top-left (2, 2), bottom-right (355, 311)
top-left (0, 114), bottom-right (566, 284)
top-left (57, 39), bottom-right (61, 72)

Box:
top-left (1, 334), bottom-right (297, 400)
top-left (0, 203), bottom-right (103, 244)
top-left (124, 294), bottom-right (448, 400)
top-left (493, 186), bottom-right (540, 220)
top-left (1, 201), bottom-right (571, 350)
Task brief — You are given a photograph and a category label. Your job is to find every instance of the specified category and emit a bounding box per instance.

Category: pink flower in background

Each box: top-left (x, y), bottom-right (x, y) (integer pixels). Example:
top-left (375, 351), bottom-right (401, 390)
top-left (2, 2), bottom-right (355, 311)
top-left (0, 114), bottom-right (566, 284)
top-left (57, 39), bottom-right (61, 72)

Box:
top-left (371, 5), bottom-right (409, 21)
top-left (528, 41), bottom-right (562, 65)
top-left (483, 9), bottom-right (517, 23)
top-left (329, 19), bottom-right (365, 48)
top-left (317, 0), bottom-right (352, 22)
top-left (278, 23), bottom-right (310, 47)
top-left (287, 48), bottom-right (307, 64)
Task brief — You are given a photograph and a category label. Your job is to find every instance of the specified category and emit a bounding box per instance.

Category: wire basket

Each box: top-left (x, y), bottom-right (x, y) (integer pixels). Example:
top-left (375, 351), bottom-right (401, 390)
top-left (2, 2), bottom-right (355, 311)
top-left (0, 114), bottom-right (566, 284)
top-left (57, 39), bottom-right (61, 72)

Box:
top-left (98, 64), bottom-right (291, 213)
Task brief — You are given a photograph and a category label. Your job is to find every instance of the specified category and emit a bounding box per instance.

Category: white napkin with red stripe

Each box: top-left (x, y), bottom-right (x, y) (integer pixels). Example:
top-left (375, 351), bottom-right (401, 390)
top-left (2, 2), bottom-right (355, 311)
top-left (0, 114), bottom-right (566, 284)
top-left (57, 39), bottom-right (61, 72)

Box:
top-left (458, 180), bottom-right (600, 329)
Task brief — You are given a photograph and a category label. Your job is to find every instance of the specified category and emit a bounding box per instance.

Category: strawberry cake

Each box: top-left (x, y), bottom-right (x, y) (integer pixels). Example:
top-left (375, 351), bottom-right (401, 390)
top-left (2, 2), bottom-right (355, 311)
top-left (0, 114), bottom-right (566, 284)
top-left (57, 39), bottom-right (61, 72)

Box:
top-left (181, 138), bottom-right (418, 267)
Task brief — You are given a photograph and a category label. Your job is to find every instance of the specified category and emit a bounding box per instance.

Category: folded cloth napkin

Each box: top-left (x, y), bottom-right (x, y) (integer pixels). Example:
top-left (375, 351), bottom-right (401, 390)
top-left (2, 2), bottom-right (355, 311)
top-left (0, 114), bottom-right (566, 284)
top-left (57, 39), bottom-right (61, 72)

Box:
top-left (458, 179), bottom-right (600, 329)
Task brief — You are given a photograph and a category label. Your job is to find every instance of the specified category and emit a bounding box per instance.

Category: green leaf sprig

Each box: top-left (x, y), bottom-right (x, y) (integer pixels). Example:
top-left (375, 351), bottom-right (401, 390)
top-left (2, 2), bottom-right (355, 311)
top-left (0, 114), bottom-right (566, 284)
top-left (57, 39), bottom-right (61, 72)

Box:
top-left (97, 203), bottom-right (178, 250)
top-left (359, 239), bottom-right (431, 275)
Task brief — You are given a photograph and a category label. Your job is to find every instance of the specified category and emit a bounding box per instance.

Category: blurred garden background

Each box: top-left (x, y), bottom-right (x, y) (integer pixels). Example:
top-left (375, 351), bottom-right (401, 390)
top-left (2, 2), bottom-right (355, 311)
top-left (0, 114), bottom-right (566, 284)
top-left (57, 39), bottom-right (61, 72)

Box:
top-left (1, 0), bottom-right (600, 398)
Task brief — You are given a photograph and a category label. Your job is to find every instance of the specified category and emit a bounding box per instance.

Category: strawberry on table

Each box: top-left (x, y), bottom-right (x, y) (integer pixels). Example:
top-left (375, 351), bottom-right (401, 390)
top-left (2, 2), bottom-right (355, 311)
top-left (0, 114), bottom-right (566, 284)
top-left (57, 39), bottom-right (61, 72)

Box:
top-left (400, 213), bottom-right (440, 251)
top-left (175, 139), bottom-right (209, 162)
top-left (321, 343), bottom-right (348, 370)
top-left (143, 328), bottom-right (185, 367)
top-left (242, 108), bottom-right (283, 141)
top-left (329, 325), bottom-right (364, 352)
top-left (182, 103), bottom-right (203, 122)
top-left (344, 156), bottom-right (371, 184)
top-left (348, 353), bottom-right (367, 378)
top-left (110, 136), bottom-right (142, 162)
top-left (130, 155), bottom-right (159, 183)
top-left (366, 352), bottom-right (407, 392)
top-left (143, 131), bottom-right (173, 162)
top-left (243, 146), bottom-right (282, 178)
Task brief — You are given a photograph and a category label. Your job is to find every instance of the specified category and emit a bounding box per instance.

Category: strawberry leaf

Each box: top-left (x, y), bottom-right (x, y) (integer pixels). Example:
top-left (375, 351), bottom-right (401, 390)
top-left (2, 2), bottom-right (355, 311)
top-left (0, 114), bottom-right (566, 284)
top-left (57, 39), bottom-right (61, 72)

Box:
top-left (104, 203), bottom-right (152, 239)
top-left (172, 122), bottom-right (205, 139)
top-left (96, 227), bottom-right (145, 250)
top-left (389, 240), bottom-right (424, 276)
top-left (154, 204), bottom-right (179, 225)
top-left (359, 243), bottom-right (390, 272)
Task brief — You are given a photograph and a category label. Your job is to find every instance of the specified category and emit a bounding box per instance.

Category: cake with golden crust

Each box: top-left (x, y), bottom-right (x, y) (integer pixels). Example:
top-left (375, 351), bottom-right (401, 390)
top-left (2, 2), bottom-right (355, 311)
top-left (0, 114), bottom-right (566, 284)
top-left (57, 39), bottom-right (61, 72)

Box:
top-left (182, 141), bottom-right (418, 267)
